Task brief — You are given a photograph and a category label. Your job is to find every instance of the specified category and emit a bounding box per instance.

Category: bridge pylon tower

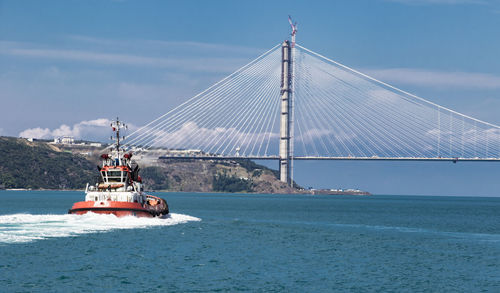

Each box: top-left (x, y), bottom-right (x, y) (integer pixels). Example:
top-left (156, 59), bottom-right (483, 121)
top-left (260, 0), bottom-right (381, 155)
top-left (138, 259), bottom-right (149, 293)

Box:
top-left (279, 40), bottom-right (292, 185)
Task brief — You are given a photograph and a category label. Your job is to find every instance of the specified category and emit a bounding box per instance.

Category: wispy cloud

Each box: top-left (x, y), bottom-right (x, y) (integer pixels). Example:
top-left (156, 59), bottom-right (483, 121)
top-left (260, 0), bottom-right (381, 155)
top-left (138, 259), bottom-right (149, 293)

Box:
top-left (0, 42), bottom-right (248, 73)
top-left (66, 35), bottom-right (265, 56)
top-left (386, 0), bottom-right (487, 5)
top-left (363, 68), bottom-right (500, 89)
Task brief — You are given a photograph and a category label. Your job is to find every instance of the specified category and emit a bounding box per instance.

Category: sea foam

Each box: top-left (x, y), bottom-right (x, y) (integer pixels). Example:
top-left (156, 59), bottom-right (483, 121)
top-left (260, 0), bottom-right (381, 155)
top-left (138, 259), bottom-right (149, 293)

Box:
top-left (0, 213), bottom-right (200, 244)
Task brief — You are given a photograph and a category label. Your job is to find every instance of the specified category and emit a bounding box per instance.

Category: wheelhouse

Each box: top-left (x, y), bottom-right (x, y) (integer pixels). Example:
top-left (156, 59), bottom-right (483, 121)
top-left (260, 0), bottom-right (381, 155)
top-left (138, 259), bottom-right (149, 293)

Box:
top-left (100, 166), bottom-right (130, 184)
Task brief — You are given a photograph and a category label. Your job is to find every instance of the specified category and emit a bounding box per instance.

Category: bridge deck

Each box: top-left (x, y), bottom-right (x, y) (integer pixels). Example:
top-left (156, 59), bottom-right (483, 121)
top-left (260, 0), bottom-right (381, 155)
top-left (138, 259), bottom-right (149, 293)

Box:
top-left (158, 156), bottom-right (500, 162)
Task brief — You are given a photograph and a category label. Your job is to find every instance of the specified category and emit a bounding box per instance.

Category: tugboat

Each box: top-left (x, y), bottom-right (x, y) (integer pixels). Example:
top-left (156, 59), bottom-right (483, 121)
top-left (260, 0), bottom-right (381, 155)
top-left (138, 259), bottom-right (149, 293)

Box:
top-left (69, 118), bottom-right (169, 217)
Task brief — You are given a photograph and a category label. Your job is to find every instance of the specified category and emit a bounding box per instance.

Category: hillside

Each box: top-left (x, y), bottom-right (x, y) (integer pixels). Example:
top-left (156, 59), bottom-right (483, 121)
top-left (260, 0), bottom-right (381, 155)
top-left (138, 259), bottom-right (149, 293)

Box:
top-left (0, 137), bottom-right (95, 189)
top-left (0, 137), bottom-right (298, 193)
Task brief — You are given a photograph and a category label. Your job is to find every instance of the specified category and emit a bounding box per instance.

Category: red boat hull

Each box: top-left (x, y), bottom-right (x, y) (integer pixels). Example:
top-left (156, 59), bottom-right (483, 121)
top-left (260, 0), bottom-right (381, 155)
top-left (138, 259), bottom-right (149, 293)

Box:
top-left (68, 201), bottom-right (154, 218)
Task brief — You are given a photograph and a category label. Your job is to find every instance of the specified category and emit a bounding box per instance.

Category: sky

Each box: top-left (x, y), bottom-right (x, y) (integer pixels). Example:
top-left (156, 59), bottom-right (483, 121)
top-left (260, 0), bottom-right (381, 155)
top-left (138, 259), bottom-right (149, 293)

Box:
top-left (1, 0), bottom-right (500, 196)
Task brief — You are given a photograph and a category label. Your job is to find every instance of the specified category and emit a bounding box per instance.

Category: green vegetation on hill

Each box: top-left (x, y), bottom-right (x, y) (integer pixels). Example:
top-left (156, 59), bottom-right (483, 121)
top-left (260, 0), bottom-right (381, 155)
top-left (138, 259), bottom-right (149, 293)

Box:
top-left (0, 137), bottom-right (95, 189)
top-left (212, 173), bottom-right (253, 193)
top-left (233, 159), bottom-right (280, 178)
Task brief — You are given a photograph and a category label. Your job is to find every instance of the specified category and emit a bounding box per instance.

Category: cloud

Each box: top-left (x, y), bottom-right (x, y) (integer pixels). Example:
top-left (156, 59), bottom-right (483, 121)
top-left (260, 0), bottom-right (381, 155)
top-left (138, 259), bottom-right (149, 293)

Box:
top-left (130, 121), bottom-right (279, 156)
top-left (0, 45), bottom-right (247, 73)
top-left (363, 68), bottom-right (500, 89)
top-left (18, 127), bottom-right (52, 139)
top-left (296, 128), bottom-right (335, 143)
top-left (18, 118), bottom-right (138, 141)
top-left (66, 35), bottom-right (265, 56)
top-left (0, 37), bottom-right (268, 74)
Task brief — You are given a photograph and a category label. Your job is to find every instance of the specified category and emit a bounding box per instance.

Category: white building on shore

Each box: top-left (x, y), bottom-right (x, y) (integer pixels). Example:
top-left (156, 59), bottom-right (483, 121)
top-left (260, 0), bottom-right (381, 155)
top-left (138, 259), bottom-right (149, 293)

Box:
top-left (52, 136), bottom-right (75, 145)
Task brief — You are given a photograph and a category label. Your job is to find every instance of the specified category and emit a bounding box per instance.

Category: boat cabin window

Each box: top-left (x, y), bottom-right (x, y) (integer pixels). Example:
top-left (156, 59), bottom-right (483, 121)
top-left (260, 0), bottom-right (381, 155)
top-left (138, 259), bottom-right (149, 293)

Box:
top-left (105, 170), bottom-right (124, 183)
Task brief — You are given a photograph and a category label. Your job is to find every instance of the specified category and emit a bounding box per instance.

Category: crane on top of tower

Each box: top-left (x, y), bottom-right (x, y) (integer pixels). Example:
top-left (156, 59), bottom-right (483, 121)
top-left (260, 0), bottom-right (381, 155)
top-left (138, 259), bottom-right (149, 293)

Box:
top-left (288, 15), bottom-right (298, 47)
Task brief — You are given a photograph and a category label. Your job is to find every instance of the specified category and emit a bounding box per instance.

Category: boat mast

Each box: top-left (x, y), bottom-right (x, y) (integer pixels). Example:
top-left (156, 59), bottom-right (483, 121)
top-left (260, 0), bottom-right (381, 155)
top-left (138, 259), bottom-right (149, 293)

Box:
top-left (110, 117), bottom-right (127, 165)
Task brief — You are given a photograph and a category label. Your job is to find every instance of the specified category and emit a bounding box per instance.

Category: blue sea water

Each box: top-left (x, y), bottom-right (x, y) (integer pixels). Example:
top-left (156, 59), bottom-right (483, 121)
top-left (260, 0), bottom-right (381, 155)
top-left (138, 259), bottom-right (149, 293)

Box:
top-left (0, 191), bottom-right (499, 292)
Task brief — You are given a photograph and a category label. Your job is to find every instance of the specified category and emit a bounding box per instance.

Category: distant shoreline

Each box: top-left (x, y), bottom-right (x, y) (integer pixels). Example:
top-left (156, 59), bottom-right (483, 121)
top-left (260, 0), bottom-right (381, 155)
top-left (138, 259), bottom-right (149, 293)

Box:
top-left (1, 188), bottom-right (370, 196)
top-left (3, 188), bottom-right (82, 192)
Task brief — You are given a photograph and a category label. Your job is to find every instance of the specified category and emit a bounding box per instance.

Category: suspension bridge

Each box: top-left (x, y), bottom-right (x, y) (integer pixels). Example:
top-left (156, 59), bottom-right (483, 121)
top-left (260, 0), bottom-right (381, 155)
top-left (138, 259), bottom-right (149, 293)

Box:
top-left (124, 29), bottom-right (500, 186)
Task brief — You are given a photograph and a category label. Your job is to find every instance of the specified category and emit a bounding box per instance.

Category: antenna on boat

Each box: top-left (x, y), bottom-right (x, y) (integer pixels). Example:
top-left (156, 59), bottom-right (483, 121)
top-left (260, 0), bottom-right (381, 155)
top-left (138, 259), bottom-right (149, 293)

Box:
top-left (110, 117), bottom-right (128, 164)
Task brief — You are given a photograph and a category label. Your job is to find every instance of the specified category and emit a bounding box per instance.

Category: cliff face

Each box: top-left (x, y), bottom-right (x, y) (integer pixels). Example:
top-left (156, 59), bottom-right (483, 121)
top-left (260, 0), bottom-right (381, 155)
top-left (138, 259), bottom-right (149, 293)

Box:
top-left (142, 159), bottom-right (298, 194)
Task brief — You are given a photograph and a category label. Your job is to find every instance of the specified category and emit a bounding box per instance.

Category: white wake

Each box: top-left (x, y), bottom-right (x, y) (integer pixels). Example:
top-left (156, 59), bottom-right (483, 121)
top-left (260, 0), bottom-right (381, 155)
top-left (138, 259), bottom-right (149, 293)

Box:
top-left (0, 213), bottom-right (200, 244)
